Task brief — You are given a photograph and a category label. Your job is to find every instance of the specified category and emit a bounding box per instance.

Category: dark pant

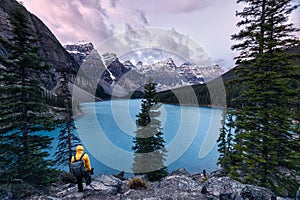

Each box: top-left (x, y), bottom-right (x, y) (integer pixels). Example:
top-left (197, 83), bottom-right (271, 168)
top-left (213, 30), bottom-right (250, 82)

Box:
top-left (76, 172), bottom-right (91, 192)
top-left (85, 172), bottom-right (91, 185)
top-left (76, 176), bottom-right (83, 192)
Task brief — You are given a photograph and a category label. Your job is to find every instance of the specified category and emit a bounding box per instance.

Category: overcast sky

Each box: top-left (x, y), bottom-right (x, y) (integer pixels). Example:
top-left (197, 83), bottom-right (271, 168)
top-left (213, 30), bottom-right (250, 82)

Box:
top-left (22, 0), bottom-right (299, 69)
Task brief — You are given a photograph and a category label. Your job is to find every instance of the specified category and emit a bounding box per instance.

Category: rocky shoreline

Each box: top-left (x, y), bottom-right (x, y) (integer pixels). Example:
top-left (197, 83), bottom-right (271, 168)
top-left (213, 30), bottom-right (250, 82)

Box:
top-left (21, 168), bottom-right (296, 200)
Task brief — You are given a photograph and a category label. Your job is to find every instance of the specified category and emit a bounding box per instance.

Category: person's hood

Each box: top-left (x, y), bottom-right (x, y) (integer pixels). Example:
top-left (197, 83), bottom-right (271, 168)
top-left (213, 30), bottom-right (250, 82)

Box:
top-left (76, 145), bottom-right (84, 153)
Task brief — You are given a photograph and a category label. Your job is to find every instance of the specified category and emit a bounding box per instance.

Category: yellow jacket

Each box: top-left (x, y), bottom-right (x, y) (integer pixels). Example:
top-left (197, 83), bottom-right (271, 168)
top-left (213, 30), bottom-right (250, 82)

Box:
top-left (70, 145), bottom-right (91, 172)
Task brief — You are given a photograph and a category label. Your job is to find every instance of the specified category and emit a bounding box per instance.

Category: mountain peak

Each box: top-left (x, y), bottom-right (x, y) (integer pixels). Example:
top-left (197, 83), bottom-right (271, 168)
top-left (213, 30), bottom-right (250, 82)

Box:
top-left (64, 42), bottom-right (94, 53)
top-left (101, 52), bottom-right (119, 67)
top-left (64, 42), bottom-right (94, 65)
top-left (162, 57), bottom-right (176, 68)
top-left (123, 60), bottom-right (134, 70)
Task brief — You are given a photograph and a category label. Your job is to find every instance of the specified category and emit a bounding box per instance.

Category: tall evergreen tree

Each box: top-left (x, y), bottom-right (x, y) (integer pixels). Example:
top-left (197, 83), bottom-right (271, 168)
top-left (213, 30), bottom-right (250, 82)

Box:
top-left (54, 71), bottom-right (80, 172)
top-left (132, 82), bottom-right (168, 181)
top-left (0, 6), bottom-right (57, 185)
top-left (223, 0), bottom-right (300, 195)
top-left (217, 109), bottom-right (235, 175)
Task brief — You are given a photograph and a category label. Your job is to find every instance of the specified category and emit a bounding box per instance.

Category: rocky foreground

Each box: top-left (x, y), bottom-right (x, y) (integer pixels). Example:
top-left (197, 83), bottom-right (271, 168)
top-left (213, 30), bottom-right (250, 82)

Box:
top-left (20, 168), bottom-right (297, 200)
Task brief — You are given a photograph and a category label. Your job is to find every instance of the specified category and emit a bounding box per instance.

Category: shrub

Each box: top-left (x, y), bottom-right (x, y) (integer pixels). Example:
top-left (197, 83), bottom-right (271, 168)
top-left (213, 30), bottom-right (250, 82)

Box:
top-left (128, 177), bottom-right (148, 190)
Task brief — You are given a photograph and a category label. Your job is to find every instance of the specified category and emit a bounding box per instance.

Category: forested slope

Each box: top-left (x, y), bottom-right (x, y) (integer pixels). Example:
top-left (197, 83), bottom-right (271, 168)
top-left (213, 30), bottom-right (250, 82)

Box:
top-left (157, 45), bottom-right (300, 108)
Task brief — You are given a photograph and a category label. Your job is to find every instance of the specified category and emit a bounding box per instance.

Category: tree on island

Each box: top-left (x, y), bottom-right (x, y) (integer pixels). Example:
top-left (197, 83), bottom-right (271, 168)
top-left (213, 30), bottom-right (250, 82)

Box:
top-left (218, 0), bottom-right (300, 196)
top-left (54, 70), bottom-right (81, 172)
top-left (132, 81), bottom-right (168, 181)
top-left (0, 6), bottom-right (58, 185)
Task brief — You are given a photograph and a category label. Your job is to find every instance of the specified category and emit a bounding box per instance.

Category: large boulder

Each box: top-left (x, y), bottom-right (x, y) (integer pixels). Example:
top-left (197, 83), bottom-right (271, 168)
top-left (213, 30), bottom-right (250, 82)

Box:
top-left (26, 175), bottom-right (123, 200)
top-left (241, 185), bottom-right (277, 200)
top-left (154, 174), bottom-right (207, 199)
top-left (88, 175), bottom-right (122, 195)
top-left (120, 174), bottom-right (209, 200)
top-left (201, 176), bottom-right (276, 200)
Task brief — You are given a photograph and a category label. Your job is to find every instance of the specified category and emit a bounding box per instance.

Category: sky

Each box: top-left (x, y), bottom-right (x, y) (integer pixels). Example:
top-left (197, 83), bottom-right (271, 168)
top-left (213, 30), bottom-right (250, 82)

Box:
top-left (22, 0), bottom-right (300, 70)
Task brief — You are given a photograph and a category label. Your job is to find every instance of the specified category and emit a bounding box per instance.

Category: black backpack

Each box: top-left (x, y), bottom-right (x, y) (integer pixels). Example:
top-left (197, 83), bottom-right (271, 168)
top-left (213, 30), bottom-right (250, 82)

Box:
top-left (71, 153), bottom-right (86, 177)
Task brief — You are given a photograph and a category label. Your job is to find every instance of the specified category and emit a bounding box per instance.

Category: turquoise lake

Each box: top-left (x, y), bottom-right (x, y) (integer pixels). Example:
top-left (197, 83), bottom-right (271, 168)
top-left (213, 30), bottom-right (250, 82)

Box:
top-left (48, 99), bottom-right (224, 176)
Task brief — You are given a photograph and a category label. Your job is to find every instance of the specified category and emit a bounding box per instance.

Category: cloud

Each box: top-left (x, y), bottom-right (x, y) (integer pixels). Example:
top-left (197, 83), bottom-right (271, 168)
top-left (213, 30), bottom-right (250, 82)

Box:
top-left (137, 10), bottom-right (149, 26)
top-left (23, 0), bottom-right (227, 45)
top-left (128, 0), bottom-right (225, 14)
top-left (109, 0), bottom-right (119, 8)
top-left (124, 23), bottom-right (134, 32)
top-left (95, 28), bottom-right (212, 66)
top-left (23, 0), bottom-right (113, 44)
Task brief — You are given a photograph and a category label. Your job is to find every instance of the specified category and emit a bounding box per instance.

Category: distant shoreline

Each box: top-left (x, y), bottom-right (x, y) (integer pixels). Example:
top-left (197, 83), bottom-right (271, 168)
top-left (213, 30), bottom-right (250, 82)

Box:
top-left (76, 98), bottom-right (229, 110)
top-left (158, 102), bottom-right (228, 109)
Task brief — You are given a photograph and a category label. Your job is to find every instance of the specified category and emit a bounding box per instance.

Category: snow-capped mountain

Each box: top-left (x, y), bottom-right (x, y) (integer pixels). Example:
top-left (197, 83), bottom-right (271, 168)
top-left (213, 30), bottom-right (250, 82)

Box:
top-left (120, 48), bottom-right (187, 66)
top-left (178, 63), bottom-right (223, 83)
top-left (129, 57), bottom-right (223, 88)
top-left (64, 42), bottom-right (224, 98)
top-left (101, 52), bottom-right (130, 84)
top-left (64, 42), bottom-right (94, 65)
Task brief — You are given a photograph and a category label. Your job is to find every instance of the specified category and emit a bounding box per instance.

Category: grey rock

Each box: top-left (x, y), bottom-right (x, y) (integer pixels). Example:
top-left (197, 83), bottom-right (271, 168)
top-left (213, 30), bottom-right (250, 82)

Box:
top-left (26, 171), bottom-right (288, 200)
top-left (27, 175), bottom-right (123, 200)
top-left (241, 185), bottom-right (276, 200)
top-left (154, 174), bottom-right (207, 200)
top-left (0, 190), bottom-right (13, 200)
top-left (91, 174), bottom-right (122, 195)
top-left (201, 176), bottom-right (276, 200)
top-left (120, 174), bottom-right (209, 200)
top-left (170, 167), bottom-right (191, 176)
top-left (159, 174), bottom-right (202, 192)
top-left (201, 176), bottom-right (244, 197)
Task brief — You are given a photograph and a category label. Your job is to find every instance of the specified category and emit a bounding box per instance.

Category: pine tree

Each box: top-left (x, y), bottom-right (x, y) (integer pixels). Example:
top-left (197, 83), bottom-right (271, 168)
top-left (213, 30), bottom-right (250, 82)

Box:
top-left (132, 82), bottom-right (168, 181)
top-left (0, 6), bottom-right (58, 185)
top-left (227, 0), bottom-right (300, 195)
top-left (54, 70), bottom-right (80, 172)
top-left (217, 109), bottom-right (234, 175)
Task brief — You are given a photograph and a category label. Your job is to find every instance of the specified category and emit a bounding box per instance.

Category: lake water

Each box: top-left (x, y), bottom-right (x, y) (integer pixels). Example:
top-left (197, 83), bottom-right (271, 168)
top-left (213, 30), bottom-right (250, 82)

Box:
top-left (48, 99), bottom-right (224, 176)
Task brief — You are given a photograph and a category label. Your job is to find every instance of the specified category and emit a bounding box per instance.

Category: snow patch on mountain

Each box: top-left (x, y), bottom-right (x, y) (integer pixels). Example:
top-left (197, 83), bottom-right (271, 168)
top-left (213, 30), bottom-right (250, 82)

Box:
top-left (64, 42), bottom-right (94, 65)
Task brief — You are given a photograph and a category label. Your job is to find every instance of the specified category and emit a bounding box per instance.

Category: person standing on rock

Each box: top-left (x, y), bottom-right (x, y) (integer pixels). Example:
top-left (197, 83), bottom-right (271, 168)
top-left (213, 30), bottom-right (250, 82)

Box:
top-left (71, 145), bottom-right (93, 192)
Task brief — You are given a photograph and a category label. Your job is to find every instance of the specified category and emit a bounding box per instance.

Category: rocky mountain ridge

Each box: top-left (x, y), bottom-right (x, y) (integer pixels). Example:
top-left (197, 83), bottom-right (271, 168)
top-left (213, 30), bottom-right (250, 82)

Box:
top-left (64, 42), bottom-right (94, 66)
top-left (21, 168), bottom-right (292, 200)
top-left (65, 42), bottom-right (224, 98)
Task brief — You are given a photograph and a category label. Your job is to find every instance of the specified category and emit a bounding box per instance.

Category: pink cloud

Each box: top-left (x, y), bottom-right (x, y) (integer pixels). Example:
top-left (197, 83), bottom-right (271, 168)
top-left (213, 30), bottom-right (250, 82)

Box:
top-left (23, 0), bottom-right (113, 44)
top-left (22, 0), bottom-right (231, 45)
top-left (117, 0), bottom-right (225, 14)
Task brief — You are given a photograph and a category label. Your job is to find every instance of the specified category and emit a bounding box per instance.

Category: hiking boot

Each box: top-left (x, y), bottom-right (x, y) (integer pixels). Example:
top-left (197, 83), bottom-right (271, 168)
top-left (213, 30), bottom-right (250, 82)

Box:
top-left (86, 176), bottom-right (91, 185)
